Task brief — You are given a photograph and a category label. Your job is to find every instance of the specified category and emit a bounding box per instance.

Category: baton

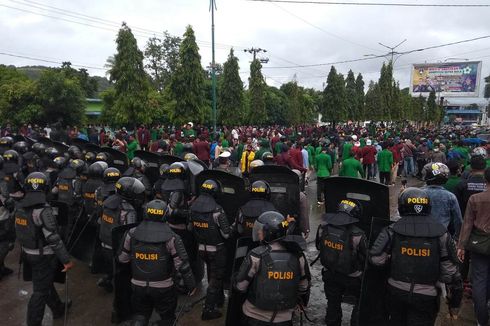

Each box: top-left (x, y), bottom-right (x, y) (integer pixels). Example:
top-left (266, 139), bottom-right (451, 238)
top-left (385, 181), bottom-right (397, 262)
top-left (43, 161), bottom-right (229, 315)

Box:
top-left (64, 271), bottom-right (69, 326)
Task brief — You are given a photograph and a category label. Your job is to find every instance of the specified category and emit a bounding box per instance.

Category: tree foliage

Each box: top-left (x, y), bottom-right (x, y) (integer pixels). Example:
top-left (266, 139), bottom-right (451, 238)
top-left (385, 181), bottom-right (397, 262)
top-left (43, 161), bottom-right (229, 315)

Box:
top-left (218, 49), bottom-right (244, 126)
top-left (248, 59), bottom-right (267, 125)
top-left (345, 70), bottom-right (358, 121)
top-left (321, 66), bottom-right (347, 124)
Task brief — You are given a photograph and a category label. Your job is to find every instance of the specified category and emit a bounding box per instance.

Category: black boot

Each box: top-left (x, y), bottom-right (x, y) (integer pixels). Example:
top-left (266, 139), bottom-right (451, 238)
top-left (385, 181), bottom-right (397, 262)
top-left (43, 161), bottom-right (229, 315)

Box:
top-left (201, 306), bottom-right (222, 321)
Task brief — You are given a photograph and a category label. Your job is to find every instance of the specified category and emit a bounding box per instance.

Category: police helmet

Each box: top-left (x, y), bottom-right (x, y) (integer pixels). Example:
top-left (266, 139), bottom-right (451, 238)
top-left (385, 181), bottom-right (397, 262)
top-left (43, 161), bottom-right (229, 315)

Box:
top-left (95, 152), bottom-right (112, 165)
top-left (69, 159), bottom-right (86, 175)
top-left (337, 199), bottom-right (362, 219)
top-left (24, 172), bottom-right (49, 193)
top-left (159, 164), bottom-right (170, 178)
top-left (252, 211), bottom-right (288, 243)
top-left (88, 161), bottom-right (108, 178)
top-left (67, 145), bottom-right (82, 159)
top-left (249, 160), bottom-right (264, 170)
top-left (398, 187), bottom-right (431, 216)
top-left (472, 146), bottom-right (487, 158)
top-left (45, 147), bottom-right (60, 160)
top-left (0, 137), bottom-right (14, 148)
top-left (85, 151), bottom-right (97, 164)
top-left (184, 153), bottom-right (198, 161)
top-left (200, 179), bottom-right (221, 197)
top-left (32, 142), bottom-right (46, 156)
top-left (261, 152), bottom-right (274, 164)
top-left (12, 141), bottom-right (29, 154)
top-left (422, 162), bottom-right (449, 184)
top-left (168, 162), bottom-right (186, 179)
top-left (183, 143), bottom-right (193, 153)
top-left (3, 150), bottom-right (19, 164)
top-left (144, 199), bottom-right (168, 222)
top-left (250, 180), bottom-right (271, 200)
top-left (103, 167), bottom-right (121, 183)
top-left (131, 157), bottom-right (147, 172)
top-left (115, 177), bottom-right (146, 203)
top-left (53, 156), bottom-right (68, 170)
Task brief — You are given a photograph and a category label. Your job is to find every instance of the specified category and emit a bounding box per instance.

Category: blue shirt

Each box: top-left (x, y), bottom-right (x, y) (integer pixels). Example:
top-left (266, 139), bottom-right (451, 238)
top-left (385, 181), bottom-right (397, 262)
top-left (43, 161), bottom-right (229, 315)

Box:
top-left (422, 185), bottom-right (462, 238)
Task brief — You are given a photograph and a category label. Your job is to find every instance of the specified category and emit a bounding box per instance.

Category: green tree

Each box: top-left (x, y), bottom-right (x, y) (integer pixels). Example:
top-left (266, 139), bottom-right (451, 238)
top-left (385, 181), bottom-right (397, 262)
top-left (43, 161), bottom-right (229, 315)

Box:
top-left (281, 81), bottom-right (301, 125)
top-left (144, 31), bottom-right (181, 91)
top-left (426, 90), bottom-right (438, 123)
top-left (248, 59), bottom-right (267, 125)
top-left (168, 25), bottom-right (208, 126)
top-left (321, 66), bottom-right (347, 124)
top-left (378, 62), bottom-right (394, 120)
top-left (59, 62), bottom-right (98, 98)
top-left (265, 86), bottom-right (288, 125)
top-left (37, 69), bottom-right (86, 126)
top-left (355, 73), bottom-right (365, 121)
top-left (108, 23), bottom-right (152, 126)
top-left (345, 70), bottom-right (358, 121)
top-left (218, 48), bottom-right (244, 126)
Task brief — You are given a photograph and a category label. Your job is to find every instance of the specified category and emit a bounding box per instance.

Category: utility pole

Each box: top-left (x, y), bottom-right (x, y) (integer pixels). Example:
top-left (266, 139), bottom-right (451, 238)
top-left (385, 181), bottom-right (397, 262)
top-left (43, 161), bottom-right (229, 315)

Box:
top-left (210, 0), bottom-right (217, 137)
top-left (378, 39), bottom-right (407, 63)
top-left (244, 47), bottom-right (268, 61)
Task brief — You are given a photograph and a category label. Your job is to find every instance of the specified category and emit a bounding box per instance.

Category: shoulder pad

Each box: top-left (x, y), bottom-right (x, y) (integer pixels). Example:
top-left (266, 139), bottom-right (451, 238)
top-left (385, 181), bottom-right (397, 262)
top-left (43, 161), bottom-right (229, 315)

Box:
top-left (350, 225), bottom-right (365, 236)
top-left (58, 168), bottom-right (76, 179)
top-left (249, 245), bottom-right (270, 258)
top-left (133, 221), bottom-right (173, 243)
top-left (121, 200), bottom-right (135, 211)
top-left (191, 194), bottom-right (217, 213)
top-left (393, 215), bottom-right (446, 237)
top-left (103, 194), bottom-right (123, 210)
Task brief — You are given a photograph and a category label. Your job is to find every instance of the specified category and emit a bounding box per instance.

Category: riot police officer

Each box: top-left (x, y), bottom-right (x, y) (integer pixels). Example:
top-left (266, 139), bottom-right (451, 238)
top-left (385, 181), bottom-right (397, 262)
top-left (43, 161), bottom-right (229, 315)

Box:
top-left (67, 145), bottom-right (83, 160)
top-left (118, 199), bottom-right (196, 326)
top-left (3, 149), bottom-right (25, 202)
top-left (97, 177), bottom-right (144, 292)
top-left (153, 163), bottom-right (169, 200)
top-left (0, 136), bottom-right (13, 154)
top-left (14, 172), bottom-right (74, 326)
top-left (237, 180), bottom-right (276, 237)
top-left (234, 211), bottom-right (311, 325)
top-left (315, 199), bottom-right (367, 326)
top-left (0, 156), bottom-right (15, 279)
top-left (190, 179), bottom-right (232, 320)
top-left (94, 167), bottom-right (121, 213)
top-left (370, 187), bottom-right (462, 326)
top-left (125, 157), bottom-right (152, 199)
top-left (82, 162), bottom-right (108, 223)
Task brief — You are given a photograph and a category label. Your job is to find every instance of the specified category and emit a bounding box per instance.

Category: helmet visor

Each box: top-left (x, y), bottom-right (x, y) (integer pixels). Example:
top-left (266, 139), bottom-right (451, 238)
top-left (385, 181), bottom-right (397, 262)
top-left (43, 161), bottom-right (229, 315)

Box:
top-left (252, 220), bottom-right (266, 242)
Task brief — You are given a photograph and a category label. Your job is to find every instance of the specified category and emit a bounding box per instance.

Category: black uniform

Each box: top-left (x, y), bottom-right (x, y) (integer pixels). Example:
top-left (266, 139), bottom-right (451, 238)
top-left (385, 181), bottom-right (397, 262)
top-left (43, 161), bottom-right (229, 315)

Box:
top-left (52, 167), bottom-right (82, 240)
top-left (237, 199), bottom-right (277, 237)
top-left (190, 192), bottom-right (231, 317)
top-left (0, 174), bottom-right (14, 278)
top-left (315, 212), bottom-right (367, 326)
top-left (14, 187), bottom-right (71, 326)
top-left (118, 217), bottom-right (196, 326)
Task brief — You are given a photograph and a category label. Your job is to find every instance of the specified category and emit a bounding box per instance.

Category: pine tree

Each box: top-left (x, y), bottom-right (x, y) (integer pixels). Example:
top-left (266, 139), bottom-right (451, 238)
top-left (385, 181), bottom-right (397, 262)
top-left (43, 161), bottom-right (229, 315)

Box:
top-left (108, 23), bottom-right (152, 125)
top-left (355, 73), bottom-right (365, 121)
top-left (169, 25), bottom-right (207, 125)
top-left (218, 48), bottom-right (244, 126)
top-left (321, 66), bottom-right (347, 124)
top-left (248, 59), bottom-right (267, 125)
top-left (345, 70), bottom-right (358, 121)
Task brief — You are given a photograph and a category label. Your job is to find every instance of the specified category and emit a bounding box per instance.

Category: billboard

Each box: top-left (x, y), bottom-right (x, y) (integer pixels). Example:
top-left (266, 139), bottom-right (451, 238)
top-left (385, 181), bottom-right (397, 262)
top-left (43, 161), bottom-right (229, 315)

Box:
top-left (410, 61), bottom-right (482, 97)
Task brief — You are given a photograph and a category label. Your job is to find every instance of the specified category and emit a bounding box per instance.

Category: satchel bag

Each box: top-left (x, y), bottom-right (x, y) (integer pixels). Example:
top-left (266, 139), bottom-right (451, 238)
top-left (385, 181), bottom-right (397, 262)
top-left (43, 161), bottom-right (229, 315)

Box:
top-left (466, 227), bottom-right (490, 255)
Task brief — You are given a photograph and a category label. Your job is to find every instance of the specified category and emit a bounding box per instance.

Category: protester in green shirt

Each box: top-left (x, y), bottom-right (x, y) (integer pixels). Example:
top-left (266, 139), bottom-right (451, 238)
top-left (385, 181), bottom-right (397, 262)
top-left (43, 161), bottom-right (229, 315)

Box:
top-left (341, 136), bottom-right (355, 161)
top-left (315, 146), bottom-right (333, 204)
top-left (127, 135), bottom-right (138, 160)
top-left (173, 141), bottom-right (184, 157)
top-left (339, 150), bottom-right (364, 178)
top-left (377, 143), bottom-right (394, 185)
top-left (444, 159), bottom-right (462, 194)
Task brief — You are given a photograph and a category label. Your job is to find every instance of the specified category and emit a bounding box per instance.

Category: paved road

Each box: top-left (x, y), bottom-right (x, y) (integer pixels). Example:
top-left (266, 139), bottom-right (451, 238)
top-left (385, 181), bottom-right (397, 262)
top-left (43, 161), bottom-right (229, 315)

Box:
top-left (0, 175), bottom-right (477, 326)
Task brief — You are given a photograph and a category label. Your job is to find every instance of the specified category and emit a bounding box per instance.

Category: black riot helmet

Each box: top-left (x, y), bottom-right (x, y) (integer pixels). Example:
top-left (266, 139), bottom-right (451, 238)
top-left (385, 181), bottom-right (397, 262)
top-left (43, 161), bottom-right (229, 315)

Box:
top-left (168, 162), bottom-right (186, 179)
top-left (249, 180), bottom-right (271, 200)
top-left (32, 142), bottom-right (46, 156)
top-left (183, 143), bottom-right (193, 153)
top-left (95, 152), bottom-right (113, 165)
top-left (12, 141), bottom-right (29, 154)
top-left (45, 147), bottom-right (60, 160)
top-left (69, 159), bottom-right (86, 175)
top-left (67, 145), bottom-right (82, 159)
top-left (53, 156), bottom-right (68, 170)
top-left (131, 157), bottom-right (147, 172)
top-left (103, 167), bottom-right (121, 183)
top-left (0, 137), bottom-right (14, 148)
top-left (337, 199), bottom-right (362, 219)
top-left (88, 161), bottom-right (108, 178)
top-left (398, 187), bottom-right (431, 216)
top-left (252, 211), bottom-right (288, 243)
top-left (24, 172), bottom-right (49, 193)
top-left (144, 199), bottom-right (168, 222)
top-left (262, 152), bottom-right (274, 165)
top-left (200, 179), bottom-right (221, 197)
top-left (423, 162), bottom-right (449, 185)
top-left (85, 151), bottom-right (97, 165)
top-left (115, 177), bottom-right (146, 204)
top-left (0, 156), bottom-right (3, 170)
top-left (3, 150), bottom-right (19, 164)
top-left (184, 153), bottom-right (198, 161)
top-left (159, 163), bottom-right (170, 178)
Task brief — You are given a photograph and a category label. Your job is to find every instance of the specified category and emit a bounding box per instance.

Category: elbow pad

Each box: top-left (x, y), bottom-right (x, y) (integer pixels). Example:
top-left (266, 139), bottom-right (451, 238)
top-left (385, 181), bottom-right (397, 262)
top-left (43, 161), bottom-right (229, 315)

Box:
top-left (174, 236), bottom-right (195, 290)
top-left (218, 212), bottom-right (231, 236)
top-left (369, 226), bottom-right (392, 256)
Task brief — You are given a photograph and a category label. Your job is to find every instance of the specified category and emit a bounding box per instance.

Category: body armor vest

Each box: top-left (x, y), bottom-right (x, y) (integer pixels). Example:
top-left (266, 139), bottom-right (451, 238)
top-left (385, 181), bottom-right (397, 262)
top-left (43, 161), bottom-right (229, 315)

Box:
top-left (167, 191), bottom-right (188, 225)
top-left (4, 173), bottom-right (22, 194)
top-left (57, 178), bottom-right (75, 205)
top-left (15, 206), bottom-right (44, 249)
top-left (131, 221), bottom-right (174, 283)
top-left (99, 195), bottom-right (123, 247)
top-left (82, 179), bottom-right (103, 216)
top-left (390, 215), bottom-right (445, 286)
top-left (248, 247), bottom-right (301, 311)
top-left (190, 211), bottom-right (223, 246)
top-left (319, 224), bottom-right (357, 275)
top-left (240, 199), bottom-right (276, 237)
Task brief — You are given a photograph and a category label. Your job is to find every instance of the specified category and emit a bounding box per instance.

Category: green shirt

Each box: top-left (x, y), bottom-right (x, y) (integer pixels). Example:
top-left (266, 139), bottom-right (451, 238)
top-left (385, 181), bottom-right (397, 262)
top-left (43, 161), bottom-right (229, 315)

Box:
top-left (174, 142), bottom-right (184, 157)
top-left (236, 143), bottom-right (245, 163)
top-left (222, 139), bottom-right (229, 148)
top-left (377, 149), bottom-right (393, 173)
top-left (127, 140), bottom-right (138, 160)
top-left (274, 141), bottom-right (283, 155)
top-left (183, 129), bottom-right (196, 138)
top-left (342, 143), bottom-right (353, 161)
top-left (444, 175), bottom-right (461, 194)
top-left (339, 157), bottom-right (364, 178)
top-left (315, 152), bottom-right (332, 178)
top-left (150, 128), bottom-right (159, 141)
top-left (307, 145), bottom-right (315, 166)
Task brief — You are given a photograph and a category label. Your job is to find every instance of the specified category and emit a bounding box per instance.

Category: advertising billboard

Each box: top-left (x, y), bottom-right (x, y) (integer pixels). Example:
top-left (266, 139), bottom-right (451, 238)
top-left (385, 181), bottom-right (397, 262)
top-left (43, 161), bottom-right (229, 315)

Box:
top-left (410, 61), bottom-right (482, 97)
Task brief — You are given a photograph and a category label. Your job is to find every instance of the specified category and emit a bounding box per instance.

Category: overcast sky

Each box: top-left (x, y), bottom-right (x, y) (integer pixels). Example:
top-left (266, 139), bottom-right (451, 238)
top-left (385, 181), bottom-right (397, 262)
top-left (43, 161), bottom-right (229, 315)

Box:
top-left (1, 0), bottom-right (490, 95)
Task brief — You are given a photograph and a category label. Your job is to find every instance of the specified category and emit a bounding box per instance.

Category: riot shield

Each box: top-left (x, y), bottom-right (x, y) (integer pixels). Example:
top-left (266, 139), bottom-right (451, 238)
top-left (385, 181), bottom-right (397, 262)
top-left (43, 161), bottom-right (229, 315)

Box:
top-left (12, 135), bottom-right (26, 143)
top-left (52, 141), bottom-right (69, 155)
top-left (134, 150), bottom-right (161, 184)
top-left (160, 154), bottom-right (184, 166)
top-left (68, 216), bottom-right (98, 264)
top-left (249, 165), bottom-right (300, 219)
top-left (36, 137), bottom-right (54, 147)
top-left (69, 138), bottom-right (89, 149)
top-left (185, 160), bottom-right (208, 196)
top-left (100, 147), bottom-right (129, 172)
top-left (112, 223), bottom-right (138, 324)
top-left (323, 177), bottom-right (391, 326)
top-left (84, 143), bottom-right (101, 154)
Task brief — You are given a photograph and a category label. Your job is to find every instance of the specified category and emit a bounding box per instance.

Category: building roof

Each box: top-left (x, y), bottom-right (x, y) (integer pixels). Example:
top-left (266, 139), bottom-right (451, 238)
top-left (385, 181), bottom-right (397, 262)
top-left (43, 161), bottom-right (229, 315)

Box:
top-left (445, 109), bottom-right (481, 114)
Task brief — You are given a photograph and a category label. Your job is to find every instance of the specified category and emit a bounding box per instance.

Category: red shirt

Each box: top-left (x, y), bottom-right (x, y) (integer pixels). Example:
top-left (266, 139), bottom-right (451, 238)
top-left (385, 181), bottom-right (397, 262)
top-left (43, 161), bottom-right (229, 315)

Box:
top-left (361, 146), bottom-right (377, 164)
top-left (193, 141), bottom-right (210, 161)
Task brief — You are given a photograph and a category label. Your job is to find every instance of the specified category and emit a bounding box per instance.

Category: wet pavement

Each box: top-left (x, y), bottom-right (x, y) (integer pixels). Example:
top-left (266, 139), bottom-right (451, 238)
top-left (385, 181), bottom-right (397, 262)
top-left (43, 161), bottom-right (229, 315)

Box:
top-left (0, 174), bottom-right (478, 326)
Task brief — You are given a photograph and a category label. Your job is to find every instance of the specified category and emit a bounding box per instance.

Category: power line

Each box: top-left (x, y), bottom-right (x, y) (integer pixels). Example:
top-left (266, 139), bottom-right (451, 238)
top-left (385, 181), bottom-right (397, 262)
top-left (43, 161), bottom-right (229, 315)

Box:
top-left (247, 0), bottom-right (490, 8)
top-left (263, 35), bottom-right (490, 68)
top-left (0, 51), bottom-right (106, 70)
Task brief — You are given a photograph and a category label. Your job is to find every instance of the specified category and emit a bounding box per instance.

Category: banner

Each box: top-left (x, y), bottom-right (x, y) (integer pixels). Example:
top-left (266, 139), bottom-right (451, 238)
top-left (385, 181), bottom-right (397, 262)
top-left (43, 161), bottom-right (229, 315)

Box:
top-left (410, 61), bottom-right (482, 97)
